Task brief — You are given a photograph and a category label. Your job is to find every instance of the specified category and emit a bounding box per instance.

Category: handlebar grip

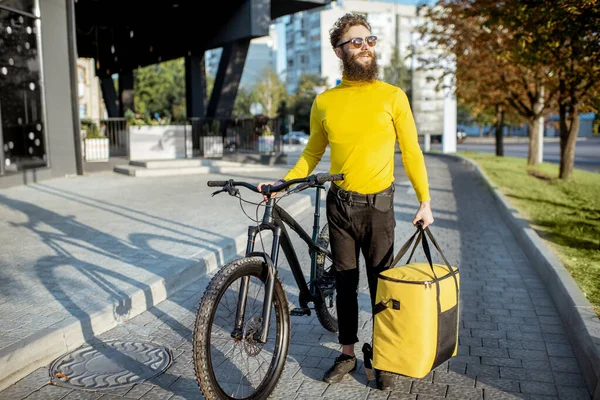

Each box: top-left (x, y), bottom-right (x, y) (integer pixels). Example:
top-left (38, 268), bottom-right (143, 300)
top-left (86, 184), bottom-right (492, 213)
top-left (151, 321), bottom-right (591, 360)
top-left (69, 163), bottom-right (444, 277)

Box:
top-left (207, 181), bottom-right (227, 187)
top-left (316, 173), bottom-right (345, 184)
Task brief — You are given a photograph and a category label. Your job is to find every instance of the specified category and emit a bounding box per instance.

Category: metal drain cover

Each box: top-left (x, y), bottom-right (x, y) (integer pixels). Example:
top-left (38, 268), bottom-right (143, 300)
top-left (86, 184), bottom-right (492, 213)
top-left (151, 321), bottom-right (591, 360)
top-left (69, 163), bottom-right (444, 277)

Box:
top-left (49, 340), bottom-right (172, 390)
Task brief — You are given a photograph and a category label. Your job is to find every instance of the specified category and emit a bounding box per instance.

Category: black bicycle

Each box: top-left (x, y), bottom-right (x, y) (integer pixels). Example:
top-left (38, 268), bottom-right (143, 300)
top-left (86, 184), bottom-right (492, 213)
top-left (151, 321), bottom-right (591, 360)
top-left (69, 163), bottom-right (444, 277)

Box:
top-left (193, 172), bottom-right (344, 400)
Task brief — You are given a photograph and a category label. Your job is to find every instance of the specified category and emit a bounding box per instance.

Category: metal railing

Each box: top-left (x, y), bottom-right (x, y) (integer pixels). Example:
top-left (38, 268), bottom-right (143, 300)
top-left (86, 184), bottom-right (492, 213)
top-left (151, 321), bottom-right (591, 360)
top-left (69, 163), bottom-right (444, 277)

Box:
top-left (185, 117), bottom-right (284, 157)
top-left (80, 117), bottom-right (129, 158)
top-left (80, 116), bottom-right (285, 160)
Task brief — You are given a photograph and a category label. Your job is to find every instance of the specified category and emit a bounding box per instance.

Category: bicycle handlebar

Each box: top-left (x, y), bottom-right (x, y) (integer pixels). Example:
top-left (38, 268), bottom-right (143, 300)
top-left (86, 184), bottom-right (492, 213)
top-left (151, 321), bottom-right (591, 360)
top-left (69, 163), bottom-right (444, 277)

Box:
top-left (207, 173), bottom-right (344, 196)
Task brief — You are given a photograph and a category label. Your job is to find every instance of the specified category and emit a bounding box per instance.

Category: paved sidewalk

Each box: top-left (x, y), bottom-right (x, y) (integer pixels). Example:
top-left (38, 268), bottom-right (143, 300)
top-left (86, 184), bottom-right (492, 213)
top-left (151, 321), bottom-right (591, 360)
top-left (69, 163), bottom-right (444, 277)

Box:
top-left (0, 161), bottom-right (317, 392)
top-left (0, 154), bottom-right (593, 399)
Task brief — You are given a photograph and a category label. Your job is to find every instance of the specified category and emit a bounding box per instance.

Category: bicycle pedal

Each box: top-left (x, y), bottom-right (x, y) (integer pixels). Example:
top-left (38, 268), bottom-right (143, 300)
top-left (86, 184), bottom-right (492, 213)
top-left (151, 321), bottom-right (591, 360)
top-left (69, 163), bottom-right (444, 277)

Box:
top-left (290, 307), bottom-right (312, 316)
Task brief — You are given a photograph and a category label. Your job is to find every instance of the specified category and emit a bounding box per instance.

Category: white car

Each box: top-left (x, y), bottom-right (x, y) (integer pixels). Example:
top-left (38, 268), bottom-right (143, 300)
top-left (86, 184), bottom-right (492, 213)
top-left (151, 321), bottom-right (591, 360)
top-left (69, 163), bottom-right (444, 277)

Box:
top-left (282, 131), bottom-right (309, 145)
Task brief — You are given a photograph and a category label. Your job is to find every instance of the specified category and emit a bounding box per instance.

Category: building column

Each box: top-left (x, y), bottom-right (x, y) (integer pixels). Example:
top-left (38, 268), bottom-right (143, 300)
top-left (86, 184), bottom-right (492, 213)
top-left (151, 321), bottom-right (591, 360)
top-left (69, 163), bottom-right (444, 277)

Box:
top-left (100, 76), bottom-right (119, 118)
top-left (205, 38), bottom-right (250, 121)
top-left (118, 71), bottom-right (134, 117)
top-left (185, 54), bottom-right (207, 119)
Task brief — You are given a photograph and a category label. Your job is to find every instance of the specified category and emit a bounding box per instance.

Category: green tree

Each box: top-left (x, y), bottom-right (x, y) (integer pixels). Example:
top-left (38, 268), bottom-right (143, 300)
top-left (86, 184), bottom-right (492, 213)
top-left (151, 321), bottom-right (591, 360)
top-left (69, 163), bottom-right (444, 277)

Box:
top-left (134, 57), bottom-right (185, 122)
top-left (288, 73), bottom-right (328, 133)
top-left (232, 86), bottom-right (254, 119)
top-left (421, 1), bottom-right (556, 159)
top-left (251, 66), bottom-right (287, 118)
top-left (383, 45), bottom-right (412, 101)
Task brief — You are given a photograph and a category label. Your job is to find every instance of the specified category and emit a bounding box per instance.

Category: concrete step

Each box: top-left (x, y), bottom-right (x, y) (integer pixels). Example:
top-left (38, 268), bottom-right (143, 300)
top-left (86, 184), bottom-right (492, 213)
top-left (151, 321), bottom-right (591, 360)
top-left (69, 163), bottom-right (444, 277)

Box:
top-left (129, 159), bottom-right (250, 169)
top-left (114, 159), bottom-right (277, 177)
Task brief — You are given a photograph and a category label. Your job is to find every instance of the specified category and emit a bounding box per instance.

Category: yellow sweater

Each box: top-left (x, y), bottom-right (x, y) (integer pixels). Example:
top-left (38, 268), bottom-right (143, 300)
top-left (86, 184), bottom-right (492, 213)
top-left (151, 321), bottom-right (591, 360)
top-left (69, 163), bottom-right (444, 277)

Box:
top-left (283, 79), bottom-right (431, 202)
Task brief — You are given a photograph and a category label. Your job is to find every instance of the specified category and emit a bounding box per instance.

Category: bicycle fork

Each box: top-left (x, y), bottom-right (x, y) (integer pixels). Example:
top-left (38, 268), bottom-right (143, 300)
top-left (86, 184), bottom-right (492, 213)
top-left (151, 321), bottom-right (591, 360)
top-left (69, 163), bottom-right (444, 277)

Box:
top-left (232, 223), bottom-right (282, 344)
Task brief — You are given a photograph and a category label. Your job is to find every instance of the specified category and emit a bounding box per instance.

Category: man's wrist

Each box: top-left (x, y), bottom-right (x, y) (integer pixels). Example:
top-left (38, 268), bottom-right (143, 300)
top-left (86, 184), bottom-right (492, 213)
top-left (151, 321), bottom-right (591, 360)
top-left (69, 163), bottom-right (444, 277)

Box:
top-left (419, 200), bottom-right (431, 207)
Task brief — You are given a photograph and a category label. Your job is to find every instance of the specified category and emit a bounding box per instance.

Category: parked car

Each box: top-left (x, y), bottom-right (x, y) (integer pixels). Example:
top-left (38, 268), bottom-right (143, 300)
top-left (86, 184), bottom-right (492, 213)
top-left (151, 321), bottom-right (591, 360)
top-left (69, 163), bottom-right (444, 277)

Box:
top-left (431, 131), bottom-right (467, 144)
top-left (282, 131), bottom-right (309, 145)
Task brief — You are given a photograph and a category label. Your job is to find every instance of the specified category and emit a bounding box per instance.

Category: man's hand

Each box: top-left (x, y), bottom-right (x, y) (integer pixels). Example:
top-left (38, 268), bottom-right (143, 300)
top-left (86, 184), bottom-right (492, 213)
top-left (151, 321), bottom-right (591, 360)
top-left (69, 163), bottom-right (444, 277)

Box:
top-left (413, 201), bottom-right (434, 229)
top-left (257, 179), bottom-right (286, 203)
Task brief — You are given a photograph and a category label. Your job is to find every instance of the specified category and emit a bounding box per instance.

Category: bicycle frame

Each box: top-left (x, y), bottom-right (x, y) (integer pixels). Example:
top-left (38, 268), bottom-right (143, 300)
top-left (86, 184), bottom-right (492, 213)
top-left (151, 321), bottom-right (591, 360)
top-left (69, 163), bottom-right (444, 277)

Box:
top-left (233, 184), bottom-right (331, 344)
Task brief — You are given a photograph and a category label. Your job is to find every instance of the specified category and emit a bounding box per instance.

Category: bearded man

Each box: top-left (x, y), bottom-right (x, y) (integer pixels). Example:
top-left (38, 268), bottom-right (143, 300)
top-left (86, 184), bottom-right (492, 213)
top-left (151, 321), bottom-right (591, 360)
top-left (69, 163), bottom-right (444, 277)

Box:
top-left (258, 12), bottom-right (434, 390)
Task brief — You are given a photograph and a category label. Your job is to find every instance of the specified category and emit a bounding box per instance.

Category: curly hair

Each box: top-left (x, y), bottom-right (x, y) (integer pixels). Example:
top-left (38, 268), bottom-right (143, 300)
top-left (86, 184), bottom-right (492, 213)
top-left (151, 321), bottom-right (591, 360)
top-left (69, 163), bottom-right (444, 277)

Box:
top-left (329, 13), bottom-right (372, 49)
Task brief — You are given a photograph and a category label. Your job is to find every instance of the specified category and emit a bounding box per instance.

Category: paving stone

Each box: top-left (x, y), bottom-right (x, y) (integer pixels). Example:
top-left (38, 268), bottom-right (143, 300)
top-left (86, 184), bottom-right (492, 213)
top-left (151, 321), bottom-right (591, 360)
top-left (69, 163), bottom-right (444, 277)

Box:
top-left (476, 376), bottom-right (520, 393)
top-left (23, 385), bottom-right (72, 400)
top-left (498, 339), bottom-right (524, 350)
top-left (482, 388), bottom-right (528, 399)
top-left (551, 372), bottom-right (587, 388)
top-left (470, 347), bottom-right (509, 358)
top-left (433, 371), bottom-right (475, 387)
top-left (409, 381), bottom-right (447, 397)
top-left (365, 389), bottom-right (390, 399)
top-left (464, 321), bottom-right (498, 330)
top-left (506, 332), bottom-right (544, 341)
top-left (482, 357), bottom-right (522, 368)
top-left (446, 385), bottom-right (483, 399)
top-left (493, 316), bottom-right (526, 325)
top-left (0, 383), bottom-right (37, 400)
top-left (139, 386), bottom-right (174, 400)
top-left (508, 349), bottom-right (548, 361)
top-left (525, 370), bottom-right (554, 384)
top-left (542, 334), bottom-right (570, 345)
top-left (301, 356), bottom-right (324, 368)
top-left (461, 337), bottom-right (483, 347)
top-left (555, 386), bottom-right (591, 399)
top-left (472, 329), bottom-right (507, 339)
top-left (499, 367), bottom-right (525, 380)
top-left (296, 379), bottom-right (329, 396)
top-left (482, 338), bottom-right (499, 348)
top-left (540, 325), bottom-right (565, 335)
top-left (521, 360), bottom-right (551, 370)
top-left (123, 384), bottom-right (153, 399)
top-left (387, 394), bottom-right (417, 400)
top-left (545, 343), bottom-right (575, 358)
top-left (549, 357), bottom-right (581, 374)
top-left (466, 364), bottom-right (500, 379)
top-left (61, 391), bottom-right (104, 399)
top-left (519, 381), bottom-right (557, 396)
top-left (521, 341), bottom-right (546, 351)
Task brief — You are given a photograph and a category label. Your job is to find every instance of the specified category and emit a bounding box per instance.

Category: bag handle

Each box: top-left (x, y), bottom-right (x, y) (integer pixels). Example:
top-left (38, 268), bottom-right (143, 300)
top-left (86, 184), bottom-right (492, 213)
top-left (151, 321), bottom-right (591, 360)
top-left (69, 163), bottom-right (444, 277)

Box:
top-left (391, 223), bottom-right (456, 280)
top-left (390, 227), bottom-right (420, 267)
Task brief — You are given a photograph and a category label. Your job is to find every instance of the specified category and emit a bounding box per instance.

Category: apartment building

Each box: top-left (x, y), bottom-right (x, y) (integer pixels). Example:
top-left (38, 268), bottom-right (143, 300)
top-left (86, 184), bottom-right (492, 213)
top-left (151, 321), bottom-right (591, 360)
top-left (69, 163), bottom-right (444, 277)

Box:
top-left (282, 0), bottom-right (449, 137)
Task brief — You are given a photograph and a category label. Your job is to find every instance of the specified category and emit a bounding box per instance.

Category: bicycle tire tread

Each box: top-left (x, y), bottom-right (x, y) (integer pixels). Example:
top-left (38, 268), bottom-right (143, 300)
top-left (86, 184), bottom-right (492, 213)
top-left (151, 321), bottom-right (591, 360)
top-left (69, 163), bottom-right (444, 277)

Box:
top-left (192, 256), bottom-right (290, 400)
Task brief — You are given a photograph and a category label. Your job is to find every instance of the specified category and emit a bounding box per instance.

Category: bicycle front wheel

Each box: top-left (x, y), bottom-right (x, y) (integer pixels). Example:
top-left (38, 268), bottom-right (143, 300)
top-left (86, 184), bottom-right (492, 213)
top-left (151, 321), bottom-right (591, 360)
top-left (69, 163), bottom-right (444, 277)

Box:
top-left (193, 257), bottom-right (290, 400)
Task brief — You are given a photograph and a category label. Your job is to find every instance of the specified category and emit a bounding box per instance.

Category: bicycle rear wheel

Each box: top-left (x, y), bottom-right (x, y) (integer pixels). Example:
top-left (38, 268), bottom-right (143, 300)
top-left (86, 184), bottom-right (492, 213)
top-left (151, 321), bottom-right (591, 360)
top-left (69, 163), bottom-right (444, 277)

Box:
top-left (193, 257), bottom-right (290, 400)
top-left (314, 223), bottom-right (338, 332)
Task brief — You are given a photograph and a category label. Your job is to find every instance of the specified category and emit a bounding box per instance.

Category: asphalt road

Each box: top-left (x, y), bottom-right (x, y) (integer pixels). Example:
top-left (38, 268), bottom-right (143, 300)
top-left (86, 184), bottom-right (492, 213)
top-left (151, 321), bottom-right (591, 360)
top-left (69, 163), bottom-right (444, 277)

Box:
top-left (431, 138), bottom-right (600, 173)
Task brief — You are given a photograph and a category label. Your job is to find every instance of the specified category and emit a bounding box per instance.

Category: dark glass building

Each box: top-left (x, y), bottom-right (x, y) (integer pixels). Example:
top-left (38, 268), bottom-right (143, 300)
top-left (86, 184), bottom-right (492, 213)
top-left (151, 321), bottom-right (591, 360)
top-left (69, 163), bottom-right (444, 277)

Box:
top-left (0, 0), bottom-right (330, 189)
top-left (1, 0), bottom-right (79, 188)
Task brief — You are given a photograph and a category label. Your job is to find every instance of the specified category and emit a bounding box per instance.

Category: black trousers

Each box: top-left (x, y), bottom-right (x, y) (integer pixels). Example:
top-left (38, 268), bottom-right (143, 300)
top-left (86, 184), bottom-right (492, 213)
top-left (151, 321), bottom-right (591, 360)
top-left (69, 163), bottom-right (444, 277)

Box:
top-left (326, 184), bottom-right (396, 345)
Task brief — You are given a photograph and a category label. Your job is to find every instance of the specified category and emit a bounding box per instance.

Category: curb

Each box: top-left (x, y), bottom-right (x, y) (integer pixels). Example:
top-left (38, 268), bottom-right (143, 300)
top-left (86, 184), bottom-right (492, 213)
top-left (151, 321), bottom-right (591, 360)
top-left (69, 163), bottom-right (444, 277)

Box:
top-left (0, 193), bottom-right (314, 392)
top-left (426, 151), bottom-right (600, 399)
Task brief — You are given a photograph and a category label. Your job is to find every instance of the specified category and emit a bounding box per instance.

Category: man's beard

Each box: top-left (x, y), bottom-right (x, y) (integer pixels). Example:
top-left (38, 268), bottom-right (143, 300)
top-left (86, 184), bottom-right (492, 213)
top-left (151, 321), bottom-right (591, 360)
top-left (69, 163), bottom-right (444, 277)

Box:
top-left (341, 50), bottom-right (379, 82)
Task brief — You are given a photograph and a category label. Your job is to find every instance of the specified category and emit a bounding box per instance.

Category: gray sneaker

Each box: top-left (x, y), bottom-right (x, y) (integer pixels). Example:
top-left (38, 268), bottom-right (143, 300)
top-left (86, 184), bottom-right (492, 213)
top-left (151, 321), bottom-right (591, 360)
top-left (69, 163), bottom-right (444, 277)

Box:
top-left (323, 354), bottom-right (357, 383)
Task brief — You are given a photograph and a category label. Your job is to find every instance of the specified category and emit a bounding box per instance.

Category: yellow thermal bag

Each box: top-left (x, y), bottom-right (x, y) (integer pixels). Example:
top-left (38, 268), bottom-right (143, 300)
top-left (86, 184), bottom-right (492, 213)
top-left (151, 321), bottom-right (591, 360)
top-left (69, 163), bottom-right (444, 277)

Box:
top-left (372, 225), bottom-right (460, 378)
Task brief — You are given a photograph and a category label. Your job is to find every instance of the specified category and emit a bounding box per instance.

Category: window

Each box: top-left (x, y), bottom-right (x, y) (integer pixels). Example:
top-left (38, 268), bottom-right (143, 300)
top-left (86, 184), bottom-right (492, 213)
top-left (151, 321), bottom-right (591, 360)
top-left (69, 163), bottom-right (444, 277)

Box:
top-left (0, 3), bottom-right (47, 174)
top-left (77, 66), bottom-right (86, 84)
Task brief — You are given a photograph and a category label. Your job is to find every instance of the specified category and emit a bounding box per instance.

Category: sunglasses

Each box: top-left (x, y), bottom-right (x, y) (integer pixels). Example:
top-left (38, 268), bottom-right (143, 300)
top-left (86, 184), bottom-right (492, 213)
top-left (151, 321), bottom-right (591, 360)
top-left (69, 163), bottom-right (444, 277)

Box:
top-left (336, 35), bottom-right (378, 49)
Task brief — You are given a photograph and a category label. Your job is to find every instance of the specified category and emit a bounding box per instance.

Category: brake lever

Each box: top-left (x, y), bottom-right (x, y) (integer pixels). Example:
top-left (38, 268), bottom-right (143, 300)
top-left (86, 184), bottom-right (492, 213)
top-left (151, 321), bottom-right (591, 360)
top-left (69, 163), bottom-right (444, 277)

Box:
top-left (211, 189), bottom-right (226, 197)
